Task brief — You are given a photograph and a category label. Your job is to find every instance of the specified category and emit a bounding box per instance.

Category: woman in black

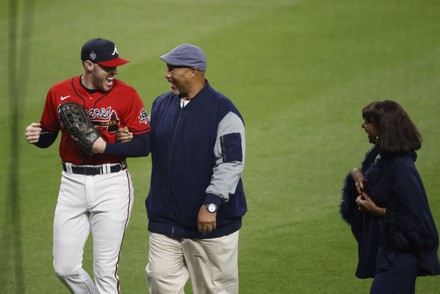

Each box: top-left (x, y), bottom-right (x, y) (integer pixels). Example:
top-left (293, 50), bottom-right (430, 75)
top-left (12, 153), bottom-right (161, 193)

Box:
top-left (341, 100), bottom-right (440, 293)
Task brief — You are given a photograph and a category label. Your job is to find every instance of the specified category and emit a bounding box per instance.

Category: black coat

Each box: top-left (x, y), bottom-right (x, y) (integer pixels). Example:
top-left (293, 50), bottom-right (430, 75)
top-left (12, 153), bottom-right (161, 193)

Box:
top-left (341, 147), bottom-right (440, 278)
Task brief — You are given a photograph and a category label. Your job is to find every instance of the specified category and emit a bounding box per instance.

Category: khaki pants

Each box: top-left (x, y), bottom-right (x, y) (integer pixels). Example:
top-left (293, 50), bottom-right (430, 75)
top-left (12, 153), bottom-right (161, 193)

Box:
top-left (146, 231), bottom-right (239, 294)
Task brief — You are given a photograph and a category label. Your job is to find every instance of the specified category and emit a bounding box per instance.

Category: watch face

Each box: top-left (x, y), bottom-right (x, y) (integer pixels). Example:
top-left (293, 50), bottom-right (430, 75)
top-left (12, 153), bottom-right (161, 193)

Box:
top-left (207, 203), bottom-right (217, 213)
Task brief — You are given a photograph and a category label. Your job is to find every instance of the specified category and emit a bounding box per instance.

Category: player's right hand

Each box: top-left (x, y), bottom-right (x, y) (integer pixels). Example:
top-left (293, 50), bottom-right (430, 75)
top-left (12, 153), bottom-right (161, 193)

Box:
top-left (116, 127), bottom-right (133, 143)
top-left (25, 122), bottom-right (42, 144)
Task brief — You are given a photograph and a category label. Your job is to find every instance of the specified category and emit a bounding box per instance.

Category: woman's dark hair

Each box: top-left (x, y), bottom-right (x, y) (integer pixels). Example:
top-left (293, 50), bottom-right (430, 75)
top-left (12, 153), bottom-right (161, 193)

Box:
top-left (362, 100), bottom-right (422, 154)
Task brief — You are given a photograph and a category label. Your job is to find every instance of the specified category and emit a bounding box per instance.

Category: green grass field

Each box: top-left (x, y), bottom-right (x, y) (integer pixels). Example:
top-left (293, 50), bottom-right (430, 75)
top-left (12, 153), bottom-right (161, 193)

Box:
top-left (1, 0), bottom-right (440, 293)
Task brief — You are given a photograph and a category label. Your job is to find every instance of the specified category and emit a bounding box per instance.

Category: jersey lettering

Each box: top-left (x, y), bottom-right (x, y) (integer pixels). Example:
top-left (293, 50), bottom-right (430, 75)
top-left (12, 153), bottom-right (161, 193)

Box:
top-left (88, 107), bottom-right (112, 119)
top-left (87, 107), bottom-right (120, 133)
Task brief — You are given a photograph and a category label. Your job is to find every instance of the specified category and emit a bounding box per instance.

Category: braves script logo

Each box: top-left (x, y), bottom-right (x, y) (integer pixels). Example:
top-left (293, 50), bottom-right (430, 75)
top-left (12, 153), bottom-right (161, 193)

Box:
top-left (87, 107), bottom-right (120, 132)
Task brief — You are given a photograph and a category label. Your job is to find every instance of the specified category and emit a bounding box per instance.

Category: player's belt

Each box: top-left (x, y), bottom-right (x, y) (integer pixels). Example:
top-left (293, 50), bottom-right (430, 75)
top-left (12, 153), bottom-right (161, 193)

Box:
top-left (62, 161), bottom-right (127, 176)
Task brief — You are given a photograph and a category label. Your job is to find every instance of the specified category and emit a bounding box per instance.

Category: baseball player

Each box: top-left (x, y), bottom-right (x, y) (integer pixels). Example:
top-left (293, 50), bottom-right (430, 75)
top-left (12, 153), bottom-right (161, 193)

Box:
top-left (24, 38), bottom-right (150, 293)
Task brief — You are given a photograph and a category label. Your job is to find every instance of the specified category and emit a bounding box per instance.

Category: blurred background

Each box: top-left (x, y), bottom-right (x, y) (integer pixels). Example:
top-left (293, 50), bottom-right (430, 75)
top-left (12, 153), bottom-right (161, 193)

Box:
top-left (1, 0), bottom-right (439, 292)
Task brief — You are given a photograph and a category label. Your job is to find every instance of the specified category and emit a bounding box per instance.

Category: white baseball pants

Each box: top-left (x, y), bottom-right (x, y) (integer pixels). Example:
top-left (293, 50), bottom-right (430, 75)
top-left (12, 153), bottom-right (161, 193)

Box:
top-left (53, 170), bottom-right (133, 294)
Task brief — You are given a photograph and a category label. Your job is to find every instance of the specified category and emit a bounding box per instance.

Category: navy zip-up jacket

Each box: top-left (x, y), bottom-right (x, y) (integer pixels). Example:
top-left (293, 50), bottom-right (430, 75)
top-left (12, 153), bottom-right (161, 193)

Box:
top-left (146, 81), bottom-right (247, 239)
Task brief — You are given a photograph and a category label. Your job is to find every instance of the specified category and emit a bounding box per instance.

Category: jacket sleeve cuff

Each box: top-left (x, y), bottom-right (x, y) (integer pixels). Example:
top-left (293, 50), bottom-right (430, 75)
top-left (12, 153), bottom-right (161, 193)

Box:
top-left (204, 193), bottom-right (223, 207)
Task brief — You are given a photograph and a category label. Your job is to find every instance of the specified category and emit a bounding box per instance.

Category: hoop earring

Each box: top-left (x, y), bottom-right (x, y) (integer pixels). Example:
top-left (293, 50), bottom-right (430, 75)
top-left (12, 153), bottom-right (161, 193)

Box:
top-left (375, 136), bottom-right (379, 144)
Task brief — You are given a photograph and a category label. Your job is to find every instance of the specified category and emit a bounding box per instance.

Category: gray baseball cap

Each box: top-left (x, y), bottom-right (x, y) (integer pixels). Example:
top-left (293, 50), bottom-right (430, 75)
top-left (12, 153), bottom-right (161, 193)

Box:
top-left (160, 44), bottom-right (207, 71)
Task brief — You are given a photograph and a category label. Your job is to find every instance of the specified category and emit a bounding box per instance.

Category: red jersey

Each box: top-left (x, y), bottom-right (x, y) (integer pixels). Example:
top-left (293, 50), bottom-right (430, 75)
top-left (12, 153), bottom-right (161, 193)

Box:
top-left (40, 75), bottom-right (150, 165)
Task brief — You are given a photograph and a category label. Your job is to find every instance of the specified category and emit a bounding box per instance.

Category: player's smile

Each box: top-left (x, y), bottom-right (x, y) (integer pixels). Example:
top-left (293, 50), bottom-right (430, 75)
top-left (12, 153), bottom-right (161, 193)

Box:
top-left (99, 65), bottom-right (117, 83)
top-left (94, 64), bottom-right (118, 92)
top-left (82, 60), bottom-right (119, 93)
top-left (105, 75), bottom-right (115, 87)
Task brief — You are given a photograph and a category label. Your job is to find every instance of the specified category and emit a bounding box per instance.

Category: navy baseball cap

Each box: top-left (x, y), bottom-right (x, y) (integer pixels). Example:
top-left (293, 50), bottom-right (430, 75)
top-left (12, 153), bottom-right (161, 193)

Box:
top-left (81, 38), bottom-right (129, 67)
top-left (160, 44), bottom-right (206, 71)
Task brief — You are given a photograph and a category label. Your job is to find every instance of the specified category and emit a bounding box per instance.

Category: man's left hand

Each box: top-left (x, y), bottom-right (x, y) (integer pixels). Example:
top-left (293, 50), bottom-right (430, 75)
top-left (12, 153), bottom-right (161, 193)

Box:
top-left (197, 206), bottom-right (217, 235)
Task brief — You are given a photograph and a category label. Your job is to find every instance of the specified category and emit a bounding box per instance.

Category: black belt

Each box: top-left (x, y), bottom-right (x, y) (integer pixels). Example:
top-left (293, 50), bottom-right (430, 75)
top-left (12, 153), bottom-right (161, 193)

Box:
top-left (62, 161), bottom-right (127, 176)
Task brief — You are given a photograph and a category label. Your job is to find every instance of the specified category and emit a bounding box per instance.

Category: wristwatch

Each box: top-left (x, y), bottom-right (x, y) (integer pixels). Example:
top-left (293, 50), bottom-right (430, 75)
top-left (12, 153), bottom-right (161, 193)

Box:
top-left (204, 203), bottom-right (218, 213)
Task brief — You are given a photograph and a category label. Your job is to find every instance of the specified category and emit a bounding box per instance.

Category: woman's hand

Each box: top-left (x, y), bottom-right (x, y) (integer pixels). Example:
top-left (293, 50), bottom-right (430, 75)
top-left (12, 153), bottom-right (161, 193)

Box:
top-left (356, 192), bottom-right (386, 217)
top-left (351, 168), bottom-right (365, 194)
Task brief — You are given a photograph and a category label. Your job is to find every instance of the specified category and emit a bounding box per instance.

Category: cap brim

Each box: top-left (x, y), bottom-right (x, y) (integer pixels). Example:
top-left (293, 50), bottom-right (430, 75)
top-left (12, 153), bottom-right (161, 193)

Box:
top-left (160, 55), bottom-right (173, 65)
top-left (98, 57), bottom-right (129, 67)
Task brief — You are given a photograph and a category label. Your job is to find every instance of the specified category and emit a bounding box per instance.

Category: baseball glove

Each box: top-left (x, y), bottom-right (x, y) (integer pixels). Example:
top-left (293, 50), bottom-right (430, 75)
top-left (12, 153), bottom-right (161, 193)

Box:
top-left (59, 102), bottom-right (100, 156)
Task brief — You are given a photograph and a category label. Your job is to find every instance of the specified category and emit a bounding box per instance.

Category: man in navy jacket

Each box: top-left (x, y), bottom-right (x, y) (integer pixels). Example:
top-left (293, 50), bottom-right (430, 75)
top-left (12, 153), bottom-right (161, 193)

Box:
top-left (145, 44), bottom-right (247, 294)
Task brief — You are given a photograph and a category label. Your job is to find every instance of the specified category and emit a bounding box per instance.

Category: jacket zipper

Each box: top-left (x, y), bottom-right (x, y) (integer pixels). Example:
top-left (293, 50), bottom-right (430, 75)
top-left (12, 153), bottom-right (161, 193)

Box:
top-left (167, 106), bottom-right (184, 237)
